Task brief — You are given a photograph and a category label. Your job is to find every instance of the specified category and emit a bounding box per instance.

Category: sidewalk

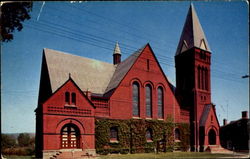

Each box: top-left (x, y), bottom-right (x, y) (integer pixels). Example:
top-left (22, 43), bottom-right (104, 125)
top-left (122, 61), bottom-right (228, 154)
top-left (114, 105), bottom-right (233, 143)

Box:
top-left (218, 152), bottom-right (250, 158)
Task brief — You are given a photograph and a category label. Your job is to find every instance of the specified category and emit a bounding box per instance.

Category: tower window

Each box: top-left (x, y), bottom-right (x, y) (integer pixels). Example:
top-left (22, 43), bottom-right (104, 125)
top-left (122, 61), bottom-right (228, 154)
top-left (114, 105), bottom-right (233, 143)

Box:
top-left (198, 66), bottom-right (201, 89)
top-left (65, 92), bottom-right (70, 104)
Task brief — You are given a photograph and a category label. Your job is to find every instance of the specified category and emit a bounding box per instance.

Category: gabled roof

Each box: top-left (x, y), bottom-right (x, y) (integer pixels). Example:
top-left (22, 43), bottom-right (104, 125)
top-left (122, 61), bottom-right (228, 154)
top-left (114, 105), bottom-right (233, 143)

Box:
top-left (43, 45), bottom-right (146, 95)
top-left (44, 48), bottom-right (116, 94)
top-left (200, 104), bottom-right (220, 127)
top-left (44, 76), bottom-right (95, 108)
top-left (176, 4), bottom-right (211, 55)
top-left (200, 104), bottom-right (212, 127)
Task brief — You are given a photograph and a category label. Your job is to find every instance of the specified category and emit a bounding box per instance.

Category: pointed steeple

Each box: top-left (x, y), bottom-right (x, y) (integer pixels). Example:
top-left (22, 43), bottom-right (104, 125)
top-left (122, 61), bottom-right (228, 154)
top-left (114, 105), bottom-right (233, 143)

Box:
top-left (113, 42), bottom-right (121, 65)
top-left (176, 4), bottom-right (211, 55)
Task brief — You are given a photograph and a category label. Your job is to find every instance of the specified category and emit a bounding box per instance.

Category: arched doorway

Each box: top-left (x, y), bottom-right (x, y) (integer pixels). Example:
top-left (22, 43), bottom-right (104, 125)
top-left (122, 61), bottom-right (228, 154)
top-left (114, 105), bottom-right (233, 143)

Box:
top-left (208, 129), bottom-right (216, 145)
top-left (61, 124), bottom-right (80, 148)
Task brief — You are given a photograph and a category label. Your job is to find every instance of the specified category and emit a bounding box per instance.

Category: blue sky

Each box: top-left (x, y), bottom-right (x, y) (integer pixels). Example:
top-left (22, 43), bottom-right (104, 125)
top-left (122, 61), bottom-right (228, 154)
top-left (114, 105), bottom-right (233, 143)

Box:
top-left (1, 1), bottom-right (249, 133)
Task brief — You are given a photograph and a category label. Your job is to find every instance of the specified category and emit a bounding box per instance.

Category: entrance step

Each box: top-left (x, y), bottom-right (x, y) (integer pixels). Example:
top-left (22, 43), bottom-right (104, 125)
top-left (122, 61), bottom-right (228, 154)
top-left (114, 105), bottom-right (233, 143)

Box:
top-left (52, 150), bottom-right (96, 159)
top-left (206, 145), bottom-right (233, 154)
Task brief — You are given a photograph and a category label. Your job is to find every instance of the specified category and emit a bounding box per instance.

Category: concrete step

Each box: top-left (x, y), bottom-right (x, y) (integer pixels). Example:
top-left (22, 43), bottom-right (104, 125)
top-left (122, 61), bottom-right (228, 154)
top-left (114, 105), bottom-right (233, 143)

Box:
top-left (56, 151), bottom-right (94, 159)
top-left (206, 145), bottom-right (233, 154)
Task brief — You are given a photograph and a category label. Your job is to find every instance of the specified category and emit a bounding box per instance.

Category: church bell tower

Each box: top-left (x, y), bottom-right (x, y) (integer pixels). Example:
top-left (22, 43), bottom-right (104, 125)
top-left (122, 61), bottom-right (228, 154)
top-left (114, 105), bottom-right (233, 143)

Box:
top-left (175, 4), bottom-right (212, 151)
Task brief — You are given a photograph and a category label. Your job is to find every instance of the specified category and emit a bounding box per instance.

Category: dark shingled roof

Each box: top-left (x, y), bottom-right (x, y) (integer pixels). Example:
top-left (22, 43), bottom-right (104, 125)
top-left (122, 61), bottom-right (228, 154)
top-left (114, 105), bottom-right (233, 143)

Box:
top-left (105, 45), bottom-right (146, 93)
top-left (43, 45), bottom-right (146, 95)
top-left (200, 104), bottom-right (212, 127)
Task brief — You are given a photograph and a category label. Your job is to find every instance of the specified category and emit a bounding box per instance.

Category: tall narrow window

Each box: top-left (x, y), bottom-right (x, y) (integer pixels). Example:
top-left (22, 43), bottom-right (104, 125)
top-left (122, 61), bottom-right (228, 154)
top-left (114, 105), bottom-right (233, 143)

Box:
top-left (157, 87), bottom-right (164, 119)
top-left (147, 59), bottom-right (150, 71)
top-left (203, 67), bottom-right (206, 90)
top-left (145, 84), bottom-right (152, 118)
top-left (198, 66), bottom-right (201, 89)
top-left (71, 93), bottom-right (76, 105)
top-left (65, 92), bottom-right (70, 104)
top-left (201, 67), bottom-right (204, 90)
top-left (132, 82), bottom-right (140, 116)
top-left (205, 68), bottom-right (208, 90)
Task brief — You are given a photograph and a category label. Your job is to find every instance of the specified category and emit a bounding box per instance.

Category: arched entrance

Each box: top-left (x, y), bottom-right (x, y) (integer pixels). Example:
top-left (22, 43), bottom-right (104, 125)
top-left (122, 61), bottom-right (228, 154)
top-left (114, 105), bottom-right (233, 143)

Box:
top-left (208, 129), bottom-right (216, 145)
top-left (61, 124), bottom-right (80, 148)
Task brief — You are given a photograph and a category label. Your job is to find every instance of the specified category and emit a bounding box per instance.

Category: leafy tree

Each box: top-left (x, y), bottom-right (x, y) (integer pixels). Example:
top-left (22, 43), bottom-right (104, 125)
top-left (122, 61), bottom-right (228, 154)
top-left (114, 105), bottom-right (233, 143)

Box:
top-left (1, 134), bottom-right (17, 148)
top-left (17, 133), bottom-right (30, 147)
top-left (0, 2), bottom-right (33, 42)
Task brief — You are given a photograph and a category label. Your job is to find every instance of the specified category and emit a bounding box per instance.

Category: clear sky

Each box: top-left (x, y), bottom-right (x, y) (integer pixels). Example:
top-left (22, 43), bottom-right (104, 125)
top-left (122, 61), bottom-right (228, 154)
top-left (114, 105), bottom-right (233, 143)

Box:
top-left (1, 1), bottom-right (249, 133)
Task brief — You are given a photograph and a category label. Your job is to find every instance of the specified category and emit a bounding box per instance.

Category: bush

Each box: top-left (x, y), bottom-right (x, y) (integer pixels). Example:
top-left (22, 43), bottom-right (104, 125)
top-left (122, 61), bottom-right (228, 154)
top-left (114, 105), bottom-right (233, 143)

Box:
top-left (95, 118), bottom-right (190, 154)
top-left (1, 134), bottom-right (17, 148)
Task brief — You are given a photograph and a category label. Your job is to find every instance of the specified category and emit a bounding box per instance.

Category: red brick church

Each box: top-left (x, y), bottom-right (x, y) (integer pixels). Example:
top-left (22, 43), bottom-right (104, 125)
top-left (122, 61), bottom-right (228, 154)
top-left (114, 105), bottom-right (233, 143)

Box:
top-left (35, 4), bottom-right (221, 158)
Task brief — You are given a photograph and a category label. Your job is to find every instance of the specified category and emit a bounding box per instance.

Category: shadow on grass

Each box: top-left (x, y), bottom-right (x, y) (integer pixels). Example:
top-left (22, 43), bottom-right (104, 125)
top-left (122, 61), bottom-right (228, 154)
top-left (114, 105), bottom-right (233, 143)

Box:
top-left (98, 152), bottom-right (247, 159)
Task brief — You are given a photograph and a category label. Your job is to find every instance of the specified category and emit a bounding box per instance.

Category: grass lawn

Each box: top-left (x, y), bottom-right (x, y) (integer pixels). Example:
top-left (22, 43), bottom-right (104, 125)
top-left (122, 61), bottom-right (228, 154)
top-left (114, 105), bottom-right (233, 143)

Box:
top-left (4, 156), bottom-right (34, 159)
top-left (98, 152), bottom-right (244, 159)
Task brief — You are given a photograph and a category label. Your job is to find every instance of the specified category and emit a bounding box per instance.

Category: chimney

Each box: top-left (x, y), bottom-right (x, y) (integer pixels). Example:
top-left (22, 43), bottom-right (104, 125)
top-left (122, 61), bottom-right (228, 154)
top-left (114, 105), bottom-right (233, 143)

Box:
top-left (223, 119), bottom-right (228, 126)
top-left (84, 90), bottom-right (92, 100)
top-left (113, 42), bottom-right (121, 65)
top-left (242, 111), bottom-right (248, 119)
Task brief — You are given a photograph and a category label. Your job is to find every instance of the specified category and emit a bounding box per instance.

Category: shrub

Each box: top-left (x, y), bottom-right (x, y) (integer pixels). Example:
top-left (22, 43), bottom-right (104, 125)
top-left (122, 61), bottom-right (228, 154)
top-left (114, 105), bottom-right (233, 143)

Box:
top-left (95, 118), bottom-right (190, 154)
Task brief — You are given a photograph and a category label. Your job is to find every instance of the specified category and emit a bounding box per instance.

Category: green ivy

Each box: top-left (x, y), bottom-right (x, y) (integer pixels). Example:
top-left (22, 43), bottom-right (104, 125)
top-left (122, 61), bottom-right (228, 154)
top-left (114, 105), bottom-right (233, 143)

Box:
top-left (95, 118), bottom-right (190, 154)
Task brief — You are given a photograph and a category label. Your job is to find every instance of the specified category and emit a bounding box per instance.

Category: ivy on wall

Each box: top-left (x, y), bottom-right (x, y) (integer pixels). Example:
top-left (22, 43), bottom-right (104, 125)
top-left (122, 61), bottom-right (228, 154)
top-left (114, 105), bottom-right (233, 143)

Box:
top-left (95, 118), bottom-right (190, 155)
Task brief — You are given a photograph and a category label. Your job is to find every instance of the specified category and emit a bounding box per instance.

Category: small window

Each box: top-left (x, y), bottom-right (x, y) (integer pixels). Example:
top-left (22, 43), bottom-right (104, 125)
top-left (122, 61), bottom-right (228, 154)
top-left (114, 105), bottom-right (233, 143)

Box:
top-left (65, 92), bottom-right (70, 104)
top-left (175, 128), bottom-right (181, 141)
top-left (71, 93), bottom-right (76, 105)
top-left (146, 128), bottom-right (153, 142)
top-left (110, 127), bottom-right (118, 142)
top-left (147, 59), bottom-right (150, 71)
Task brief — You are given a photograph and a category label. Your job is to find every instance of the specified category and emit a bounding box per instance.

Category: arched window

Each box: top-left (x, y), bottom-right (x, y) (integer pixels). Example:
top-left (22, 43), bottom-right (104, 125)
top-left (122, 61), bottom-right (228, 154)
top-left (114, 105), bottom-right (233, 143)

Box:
top-left (110, 127), bottom-right (118, 141)
top-left (71, 93), bottom-right (76, 105)
top-left (145, 84), bottom-right (152, 118)
top-left (146, 128), bottom-right (153, 141)
top-left (65, 92), bottom-right (70, 104)
top-left (132, 82), bottom-right (140, 116)
top-left (157, 87), bottom-right (164, 119)
top-left (61, 124), bottom-right (80, 148)
top-left (175, 128), bottom-right (181, 141)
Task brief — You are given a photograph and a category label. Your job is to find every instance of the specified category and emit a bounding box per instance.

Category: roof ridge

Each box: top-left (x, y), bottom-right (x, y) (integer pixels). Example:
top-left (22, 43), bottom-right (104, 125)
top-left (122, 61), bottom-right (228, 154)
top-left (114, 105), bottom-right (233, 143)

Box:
top-left (44, 48), bottom-right (114, 66)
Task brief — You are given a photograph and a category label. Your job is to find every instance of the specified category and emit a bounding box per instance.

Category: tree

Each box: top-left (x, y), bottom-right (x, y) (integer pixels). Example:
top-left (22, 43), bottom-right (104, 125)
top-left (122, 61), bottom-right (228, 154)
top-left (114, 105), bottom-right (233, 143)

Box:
top-left (1, 134), bottom-right (17, 148)
top-left (0, 2), bottom-right (32, 42)
top-left (17, 133), bottom-right (30, 147)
